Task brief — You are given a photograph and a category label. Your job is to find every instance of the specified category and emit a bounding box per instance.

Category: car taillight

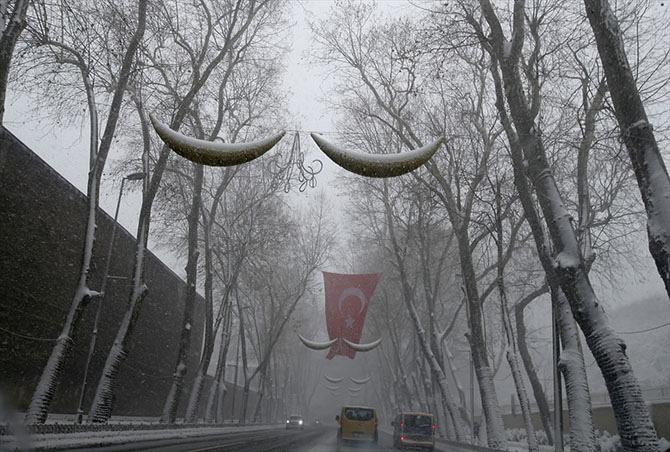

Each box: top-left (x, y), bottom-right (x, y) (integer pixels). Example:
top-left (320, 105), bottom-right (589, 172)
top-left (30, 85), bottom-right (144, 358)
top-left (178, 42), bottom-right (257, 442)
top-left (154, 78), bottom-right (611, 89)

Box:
top-left (400, 435), bottom-right (405, 441)
top-left (432, 423), bottom-right (437, 430)
top-left (400, 421), bottom-right (404, 428)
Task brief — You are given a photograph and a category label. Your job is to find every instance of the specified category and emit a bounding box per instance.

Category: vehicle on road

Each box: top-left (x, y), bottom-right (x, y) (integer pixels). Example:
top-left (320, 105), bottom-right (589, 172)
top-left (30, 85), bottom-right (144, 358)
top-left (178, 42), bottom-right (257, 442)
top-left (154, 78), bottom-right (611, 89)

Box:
top-left (391, 412), bottom-right (436, 450)
top-left (286, 414), bottom-right (305, 429)
top-left (336, 406), bottom-right (378, 445)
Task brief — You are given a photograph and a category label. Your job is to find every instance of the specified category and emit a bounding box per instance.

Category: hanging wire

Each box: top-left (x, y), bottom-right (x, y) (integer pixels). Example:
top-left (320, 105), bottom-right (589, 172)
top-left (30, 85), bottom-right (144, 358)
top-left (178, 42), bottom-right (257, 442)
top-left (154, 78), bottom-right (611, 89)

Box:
top-left (617, 321), bottom-right (670, 334)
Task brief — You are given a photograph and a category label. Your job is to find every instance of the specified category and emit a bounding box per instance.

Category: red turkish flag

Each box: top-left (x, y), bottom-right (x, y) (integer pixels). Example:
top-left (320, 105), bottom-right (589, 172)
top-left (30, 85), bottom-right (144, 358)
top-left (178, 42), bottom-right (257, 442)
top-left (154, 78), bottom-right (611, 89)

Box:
top-left (323, 272), bottom-right (380, 359)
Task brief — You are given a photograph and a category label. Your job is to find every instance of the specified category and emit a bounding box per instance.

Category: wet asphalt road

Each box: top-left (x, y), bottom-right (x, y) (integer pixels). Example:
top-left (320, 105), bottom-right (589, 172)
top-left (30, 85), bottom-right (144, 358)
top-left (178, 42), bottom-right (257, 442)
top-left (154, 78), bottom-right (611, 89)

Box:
top-left (294, 428), bottom-right (393, 452)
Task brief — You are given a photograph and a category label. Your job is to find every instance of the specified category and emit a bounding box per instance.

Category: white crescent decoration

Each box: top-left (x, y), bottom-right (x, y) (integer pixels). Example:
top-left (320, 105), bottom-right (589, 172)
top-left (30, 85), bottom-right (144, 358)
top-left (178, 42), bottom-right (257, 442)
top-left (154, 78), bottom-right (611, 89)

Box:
top-left (348, 386), bottom-right (362, 393)
top-left (337, 287), bottom-right (367, 316)
top-left (324, 375), bottom-right (344, 384)
top-left (324, 384), bottom-right (340, 391)
top-left (150, 114), bottom-right (285, 167)
top-left (310, 133), bottom-right (444, 178)
top-left (298, 334), bottom-right (337, 351)
top-left (350, 376), bottom-right (371, 385)
top-left (342, 337), bottom-right (382, 352)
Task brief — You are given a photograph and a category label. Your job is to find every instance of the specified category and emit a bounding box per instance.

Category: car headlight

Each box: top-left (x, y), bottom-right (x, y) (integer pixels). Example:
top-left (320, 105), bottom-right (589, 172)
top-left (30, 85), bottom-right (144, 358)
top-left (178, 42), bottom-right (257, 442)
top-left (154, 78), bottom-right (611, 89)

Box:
top-left (286, 420), bottom-right (290, 424)
top-left (298, 420), bottom-right (303, 425)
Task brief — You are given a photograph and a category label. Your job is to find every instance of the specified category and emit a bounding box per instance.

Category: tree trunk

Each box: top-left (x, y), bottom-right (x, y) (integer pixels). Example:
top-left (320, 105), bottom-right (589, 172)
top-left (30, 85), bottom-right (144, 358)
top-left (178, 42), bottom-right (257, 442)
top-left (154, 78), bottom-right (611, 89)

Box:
top-left (161, 163), bottom-right (204, 423)
top-left (556, 290), bottom-right (596, 450)
top-left (477, 8), bottom-right (625, 443)
top-left (584, 0), bottom-right (670, 298)
top-left (205, 302), bottom-right (233, 423)
top-left (88, 284), bottom-right (149, 422)
top-left (26, 0), bottom-right (148, 423)
top-left (241, 380), bottom-right (250, 425)
top-left (486, 50), bottom-right (596, 450)
top-left (515, 297), bottom-right (553, 445)
top-left (251, 371), bottom-right (266, 423)
top-left (0, 0), bottom-right (29, 124)
top-left (494, 189), bottom-right (537, 452)
top-left (457, 227), bottom-right (506, 449)
top-left (382, 187), bottom-right (468, 442)
top-left (483, 9), bottom-right (659, 443)
top-left (185, 215), bottom-right (217, 423)
top-left (508, 76), bottom-right (657, 452)
top-left (442, 342), bottom-right (472, 431)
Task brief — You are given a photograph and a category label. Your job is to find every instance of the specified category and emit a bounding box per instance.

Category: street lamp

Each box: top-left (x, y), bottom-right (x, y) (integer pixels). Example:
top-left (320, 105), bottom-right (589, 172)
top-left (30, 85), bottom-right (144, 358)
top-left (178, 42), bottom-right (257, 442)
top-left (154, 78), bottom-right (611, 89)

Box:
top-left (75, 171), bottom-right (146, 424)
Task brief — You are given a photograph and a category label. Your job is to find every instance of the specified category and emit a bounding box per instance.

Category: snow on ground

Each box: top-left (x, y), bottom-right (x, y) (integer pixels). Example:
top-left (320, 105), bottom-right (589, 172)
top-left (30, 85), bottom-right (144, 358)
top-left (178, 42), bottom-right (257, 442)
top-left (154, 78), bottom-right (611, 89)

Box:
top-left (0, 424), bottom-right (281, 450)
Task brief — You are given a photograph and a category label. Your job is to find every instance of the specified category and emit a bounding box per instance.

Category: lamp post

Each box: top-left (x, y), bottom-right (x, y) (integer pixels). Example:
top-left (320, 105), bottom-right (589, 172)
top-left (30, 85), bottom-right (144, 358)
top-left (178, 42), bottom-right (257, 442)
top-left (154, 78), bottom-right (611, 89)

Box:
top-left (75, 171), bottom-right (146, 424)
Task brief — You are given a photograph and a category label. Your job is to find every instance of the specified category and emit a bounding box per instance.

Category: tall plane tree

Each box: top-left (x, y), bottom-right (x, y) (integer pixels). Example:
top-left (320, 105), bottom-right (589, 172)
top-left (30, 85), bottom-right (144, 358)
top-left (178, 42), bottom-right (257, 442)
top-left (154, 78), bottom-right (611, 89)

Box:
top-left (25, 0), bottom-right (148, 424)
top-left (473, 1), bottom-right (658, 448)
top-left (88, 0), bottom-right (282, 423)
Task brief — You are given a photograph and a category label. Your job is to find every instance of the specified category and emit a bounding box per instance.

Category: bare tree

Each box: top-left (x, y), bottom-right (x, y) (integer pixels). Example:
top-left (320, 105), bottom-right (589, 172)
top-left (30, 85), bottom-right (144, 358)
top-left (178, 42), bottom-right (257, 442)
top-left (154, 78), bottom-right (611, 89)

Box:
top-left (491, 180), bottom-right (538, 451)
top-left (24, 0), bottom-right (148, 424)
top-left (87, 0), bottom-right (284, 423)
top-left (584, 0), bottom-right (670, 298)
top-left (0, 0), bottom-right (28, 123)
top-left (471, 1), bottom-right (658, 448)
top-left (237, 199), bottom-right (333, 423)
top-left (311, 6), bottom-right (516, 445)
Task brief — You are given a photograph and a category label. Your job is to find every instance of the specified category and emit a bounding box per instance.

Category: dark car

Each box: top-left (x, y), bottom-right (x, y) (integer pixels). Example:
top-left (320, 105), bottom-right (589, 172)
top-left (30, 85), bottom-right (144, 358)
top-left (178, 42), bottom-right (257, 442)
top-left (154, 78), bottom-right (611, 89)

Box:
top-left (286, 414), bottom-right (305, 429)
top-left (391, 412), bottom-right (436, 450)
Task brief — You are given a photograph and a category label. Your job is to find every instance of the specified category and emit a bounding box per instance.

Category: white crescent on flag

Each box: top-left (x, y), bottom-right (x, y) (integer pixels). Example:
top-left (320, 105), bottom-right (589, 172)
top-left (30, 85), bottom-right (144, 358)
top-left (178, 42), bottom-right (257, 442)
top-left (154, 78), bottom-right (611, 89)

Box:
top-left (337, 287), bottom-right (367, 316)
